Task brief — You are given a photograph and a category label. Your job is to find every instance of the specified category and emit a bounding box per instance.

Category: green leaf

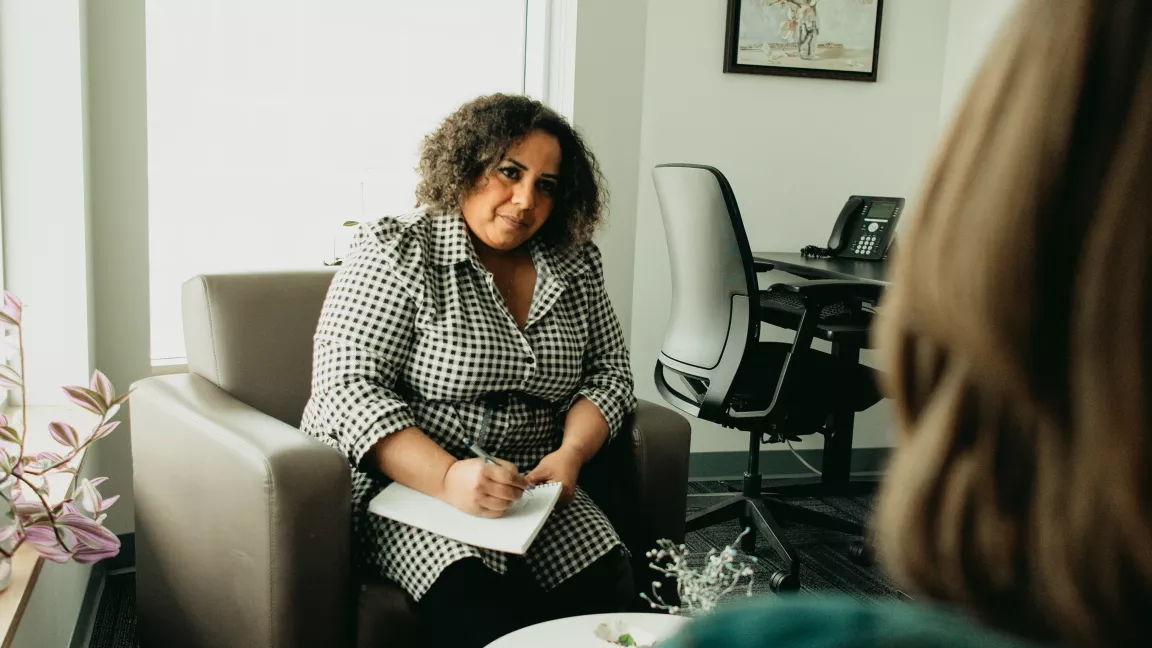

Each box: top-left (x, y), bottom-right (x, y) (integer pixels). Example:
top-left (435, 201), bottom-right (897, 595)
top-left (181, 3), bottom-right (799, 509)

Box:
top-left (342, 220), bottom-right (359, 227)
top-left (0, 426), bottom-right (20, 445)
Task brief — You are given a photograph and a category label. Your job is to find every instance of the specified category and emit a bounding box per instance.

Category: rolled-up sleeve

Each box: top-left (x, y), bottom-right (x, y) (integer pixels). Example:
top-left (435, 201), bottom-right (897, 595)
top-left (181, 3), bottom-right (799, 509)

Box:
top-left (310, 227), bottom-right (419, 470)
top-left (573, 246), bottom-right (638, 440)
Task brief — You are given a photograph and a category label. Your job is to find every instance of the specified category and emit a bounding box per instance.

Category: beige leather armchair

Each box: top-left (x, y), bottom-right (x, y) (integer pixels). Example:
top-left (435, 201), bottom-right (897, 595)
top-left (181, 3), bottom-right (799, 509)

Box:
top-left (129, 270), bottom-right (692, 648)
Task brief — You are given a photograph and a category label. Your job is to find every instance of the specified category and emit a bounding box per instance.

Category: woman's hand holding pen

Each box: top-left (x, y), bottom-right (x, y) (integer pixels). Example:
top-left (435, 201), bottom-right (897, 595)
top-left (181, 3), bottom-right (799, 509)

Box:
top-left (441, 457), bottom-right (528, 518)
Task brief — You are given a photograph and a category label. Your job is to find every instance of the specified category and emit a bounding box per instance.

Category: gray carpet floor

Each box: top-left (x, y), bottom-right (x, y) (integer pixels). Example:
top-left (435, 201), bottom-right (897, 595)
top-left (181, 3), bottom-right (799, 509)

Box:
top-left (86, 480), bottom-right (897, 647)
top-left (681, 480), bottom-right (898, 608)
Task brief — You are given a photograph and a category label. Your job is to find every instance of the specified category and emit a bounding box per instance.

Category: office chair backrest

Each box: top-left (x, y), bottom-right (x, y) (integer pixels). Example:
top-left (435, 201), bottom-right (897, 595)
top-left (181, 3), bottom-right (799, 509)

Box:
top-left (651, 164), bottom-right (760, 372)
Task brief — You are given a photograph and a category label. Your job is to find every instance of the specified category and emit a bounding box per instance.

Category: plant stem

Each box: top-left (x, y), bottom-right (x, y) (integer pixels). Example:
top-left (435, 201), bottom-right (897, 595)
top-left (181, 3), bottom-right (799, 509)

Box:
top-left (26, 425), bottom-right (100, 478)
top-left (17, 323), bottom-right (26, 457)
top-left (64, 442), bottom-right (91, 502)
top-left (16, 473), bottom-right (71, 553)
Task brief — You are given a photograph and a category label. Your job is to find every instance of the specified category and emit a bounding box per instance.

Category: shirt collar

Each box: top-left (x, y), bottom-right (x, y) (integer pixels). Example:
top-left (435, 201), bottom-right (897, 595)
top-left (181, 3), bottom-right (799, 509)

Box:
top-left (430, 213), bottom-right (591, 279)
top-left (428, 213), bottom-right (475, 267)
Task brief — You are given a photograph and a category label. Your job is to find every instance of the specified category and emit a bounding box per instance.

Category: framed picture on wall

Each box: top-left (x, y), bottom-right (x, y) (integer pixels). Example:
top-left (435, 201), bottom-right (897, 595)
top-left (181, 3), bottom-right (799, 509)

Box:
top-left (723, 0), bottom-right (885, 82)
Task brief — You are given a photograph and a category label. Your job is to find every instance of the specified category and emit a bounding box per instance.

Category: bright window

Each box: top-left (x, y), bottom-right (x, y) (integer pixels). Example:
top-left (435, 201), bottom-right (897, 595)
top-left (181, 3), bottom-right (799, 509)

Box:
top-left (146, 0), bottom-right (548, 363)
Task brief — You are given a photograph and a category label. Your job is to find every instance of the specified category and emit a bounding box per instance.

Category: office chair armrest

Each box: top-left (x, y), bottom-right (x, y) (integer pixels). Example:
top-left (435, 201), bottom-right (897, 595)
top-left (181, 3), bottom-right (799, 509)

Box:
top-left (753, 261), bottom-right (774, 272)
top-left (768, 279), bottom-right (883, 305)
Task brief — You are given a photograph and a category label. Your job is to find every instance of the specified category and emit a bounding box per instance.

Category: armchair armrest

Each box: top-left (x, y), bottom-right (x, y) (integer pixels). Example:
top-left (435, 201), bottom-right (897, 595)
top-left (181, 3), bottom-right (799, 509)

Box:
top-left (129, 373), bottom-right (353, 648)
top-left (581, 399), bottom-right (691, 581)
top-left (768, 279), bottom-right (883, 306)
top-left (753, 261), bottom-right (775, 273)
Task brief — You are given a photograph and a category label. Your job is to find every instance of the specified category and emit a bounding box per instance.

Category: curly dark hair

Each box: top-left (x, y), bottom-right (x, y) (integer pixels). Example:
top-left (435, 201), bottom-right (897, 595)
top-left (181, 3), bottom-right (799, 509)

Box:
top-left (414, 93), bottom-right (607, 251)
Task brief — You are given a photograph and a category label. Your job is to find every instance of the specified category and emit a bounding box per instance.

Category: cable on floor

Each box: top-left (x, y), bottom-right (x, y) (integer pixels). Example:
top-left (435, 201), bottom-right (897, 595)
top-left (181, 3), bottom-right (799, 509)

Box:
top-left (786, 439), bottom-right (822, 476)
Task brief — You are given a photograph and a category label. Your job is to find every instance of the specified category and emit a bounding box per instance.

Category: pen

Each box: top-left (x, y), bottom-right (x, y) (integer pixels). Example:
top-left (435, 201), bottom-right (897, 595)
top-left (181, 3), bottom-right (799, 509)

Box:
top-left (463, 438), bottom-right (535, 492)
top-left (463, 438), bottom-right (496, 464)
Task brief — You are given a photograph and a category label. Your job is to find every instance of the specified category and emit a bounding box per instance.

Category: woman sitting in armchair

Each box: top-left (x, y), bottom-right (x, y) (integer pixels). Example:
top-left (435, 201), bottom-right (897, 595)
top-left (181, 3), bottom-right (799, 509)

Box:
top-left (300, 93), bottom-right (637, 648)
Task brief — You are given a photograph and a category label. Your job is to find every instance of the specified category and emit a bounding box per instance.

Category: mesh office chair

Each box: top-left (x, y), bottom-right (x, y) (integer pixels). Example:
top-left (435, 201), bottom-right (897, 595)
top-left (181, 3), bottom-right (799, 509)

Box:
top-left (651, 163), bottom-right (883, 592)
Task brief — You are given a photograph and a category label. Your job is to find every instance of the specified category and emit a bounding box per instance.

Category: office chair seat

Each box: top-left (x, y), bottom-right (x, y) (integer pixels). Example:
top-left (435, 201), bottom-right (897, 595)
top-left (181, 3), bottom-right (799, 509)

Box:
top-left (725, 342), bottom-right (880, 420)
top-left (759, 291), bottom-right (874, 346)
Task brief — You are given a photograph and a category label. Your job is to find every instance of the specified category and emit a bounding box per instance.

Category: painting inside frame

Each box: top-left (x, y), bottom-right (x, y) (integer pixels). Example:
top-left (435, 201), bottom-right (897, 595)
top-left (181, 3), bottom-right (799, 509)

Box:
top-left (725, 0), bottom-right (884, 81)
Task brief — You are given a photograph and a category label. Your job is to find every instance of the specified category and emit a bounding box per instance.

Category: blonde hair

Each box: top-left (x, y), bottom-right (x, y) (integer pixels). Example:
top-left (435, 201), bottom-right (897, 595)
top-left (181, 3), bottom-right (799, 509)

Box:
top-left (874, 0), bottom-right (1152, 645)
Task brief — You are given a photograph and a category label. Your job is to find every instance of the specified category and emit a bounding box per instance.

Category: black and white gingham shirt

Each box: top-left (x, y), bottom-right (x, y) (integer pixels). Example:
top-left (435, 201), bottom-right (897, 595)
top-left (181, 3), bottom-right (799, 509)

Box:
top-left (299, 210), bottom-right (637, 600)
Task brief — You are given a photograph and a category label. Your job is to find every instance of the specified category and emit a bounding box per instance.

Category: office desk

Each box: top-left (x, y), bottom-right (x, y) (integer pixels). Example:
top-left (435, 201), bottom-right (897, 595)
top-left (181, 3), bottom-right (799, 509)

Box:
top-left (752, 252), bottom-right (888, 489)
top-left (753, 252), bottom-right (890, 285)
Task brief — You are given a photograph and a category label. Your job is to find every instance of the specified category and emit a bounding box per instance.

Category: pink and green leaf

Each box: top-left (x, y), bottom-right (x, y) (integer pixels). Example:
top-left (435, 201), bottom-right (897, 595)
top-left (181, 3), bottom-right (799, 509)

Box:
top-left (90, 371), bottom-right (115, 404)
top-left (57, 513), bottom-right (118, 550)
top-left (48, 422), bottom-right (80, 448)
top-left (1, 292), bottom-right (23, 323)
top-left (61, 386), bottom-right (105, 415)
top-left (92, 421), bottom-right (119, 441)
top-left (78, 479), bottom-right (102, 515)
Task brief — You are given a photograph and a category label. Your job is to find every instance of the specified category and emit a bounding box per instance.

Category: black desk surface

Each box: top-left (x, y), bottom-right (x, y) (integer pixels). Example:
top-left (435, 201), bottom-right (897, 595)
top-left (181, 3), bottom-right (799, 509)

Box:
top-left (753, 252), bottom-right (890, 285)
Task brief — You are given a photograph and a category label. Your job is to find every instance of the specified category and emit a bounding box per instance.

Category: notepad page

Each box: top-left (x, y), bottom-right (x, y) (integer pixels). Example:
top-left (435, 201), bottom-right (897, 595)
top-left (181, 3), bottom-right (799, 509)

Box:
top-left (367, 482), bottom-right (562, 555)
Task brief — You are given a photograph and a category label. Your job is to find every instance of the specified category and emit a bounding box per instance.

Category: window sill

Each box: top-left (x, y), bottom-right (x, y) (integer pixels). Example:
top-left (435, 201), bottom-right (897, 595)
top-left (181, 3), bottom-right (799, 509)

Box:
top-left (151, 358), bottom-right (188, 376)
top-left (0, 405), bottom-right (98, 645)
top-left (0, 547), bottom-right (44, 647)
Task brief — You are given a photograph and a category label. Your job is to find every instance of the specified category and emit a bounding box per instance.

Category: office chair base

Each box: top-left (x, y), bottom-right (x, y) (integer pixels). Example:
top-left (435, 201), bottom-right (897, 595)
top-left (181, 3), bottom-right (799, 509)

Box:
top-left (769, 570), bottom-right (800, 593)
top-left (848, 539), bottom-right (876, 567)
top-left (686, 492), bottom-right (867, 590)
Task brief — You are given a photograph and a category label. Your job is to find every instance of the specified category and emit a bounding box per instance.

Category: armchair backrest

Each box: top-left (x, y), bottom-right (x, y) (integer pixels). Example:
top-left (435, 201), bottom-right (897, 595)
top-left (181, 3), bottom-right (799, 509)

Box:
top-left (651, 164), bottom-right (760, 418)
top-left (181, 270), bottom-right (337, 426)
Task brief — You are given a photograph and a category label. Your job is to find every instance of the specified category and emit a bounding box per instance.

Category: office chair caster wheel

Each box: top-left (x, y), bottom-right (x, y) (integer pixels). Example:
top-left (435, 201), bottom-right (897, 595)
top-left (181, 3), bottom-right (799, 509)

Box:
top-left (769, 571), bottom-right (800, 593)
top-left (849, 540), bottom-right (875, 566)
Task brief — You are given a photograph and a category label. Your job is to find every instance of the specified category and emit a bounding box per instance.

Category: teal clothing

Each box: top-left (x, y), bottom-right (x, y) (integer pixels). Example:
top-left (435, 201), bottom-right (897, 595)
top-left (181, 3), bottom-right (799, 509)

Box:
top-left (662, 596), bottom-right (1038, 648)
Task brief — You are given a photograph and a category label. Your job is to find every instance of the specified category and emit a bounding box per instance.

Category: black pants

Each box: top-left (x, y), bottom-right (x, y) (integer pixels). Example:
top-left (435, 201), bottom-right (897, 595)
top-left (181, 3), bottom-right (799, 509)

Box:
top-left (418, 547), bottom-right (634, 648)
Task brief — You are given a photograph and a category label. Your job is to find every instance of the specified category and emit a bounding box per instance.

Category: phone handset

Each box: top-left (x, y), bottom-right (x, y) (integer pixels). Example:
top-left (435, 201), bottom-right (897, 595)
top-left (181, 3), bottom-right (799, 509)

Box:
top-left (802, 196), bottom-right (902, 260)
top-left (827, 197), bottom-right (864, 253)
top-left (801, 197), bottom-right (863, 259)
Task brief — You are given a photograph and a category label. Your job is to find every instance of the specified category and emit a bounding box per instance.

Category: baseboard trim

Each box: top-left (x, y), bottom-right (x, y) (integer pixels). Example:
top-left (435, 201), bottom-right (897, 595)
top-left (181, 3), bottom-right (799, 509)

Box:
top-left (105, 532), bottom-right (136, 572)
top-left (70, 564), bottom-right (106, 648)
top-left (688, 447), bottom-right (890, 481)
top-left (71, 533), bottom-right (136, 647)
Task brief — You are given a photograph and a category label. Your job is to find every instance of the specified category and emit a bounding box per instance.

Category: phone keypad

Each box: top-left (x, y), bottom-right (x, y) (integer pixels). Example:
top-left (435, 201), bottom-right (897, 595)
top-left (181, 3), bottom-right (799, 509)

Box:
top-left (854, 235), bottom-right (879, 256)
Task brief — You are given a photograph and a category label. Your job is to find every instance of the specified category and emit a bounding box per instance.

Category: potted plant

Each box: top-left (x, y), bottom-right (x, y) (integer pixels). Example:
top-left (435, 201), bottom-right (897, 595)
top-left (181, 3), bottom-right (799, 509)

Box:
top-left (0, 291), bottom-right (125, 590)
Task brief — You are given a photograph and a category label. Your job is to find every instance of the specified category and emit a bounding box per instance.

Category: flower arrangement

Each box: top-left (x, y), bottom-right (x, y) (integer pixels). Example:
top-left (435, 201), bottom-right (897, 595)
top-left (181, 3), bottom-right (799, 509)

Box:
top-left (0, 291), bottom-right (125, 581)
top-left (639, 527), bottom-right (758, 616)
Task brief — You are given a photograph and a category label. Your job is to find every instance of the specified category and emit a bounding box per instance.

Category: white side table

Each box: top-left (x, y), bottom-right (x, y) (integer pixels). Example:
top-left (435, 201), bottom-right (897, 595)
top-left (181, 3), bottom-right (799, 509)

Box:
top-left (486, 612), bottom-right (690, 648)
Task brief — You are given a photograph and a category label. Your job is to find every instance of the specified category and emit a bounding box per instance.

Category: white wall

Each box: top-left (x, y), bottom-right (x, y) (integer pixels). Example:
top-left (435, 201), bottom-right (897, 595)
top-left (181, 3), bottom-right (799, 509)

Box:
top-left (629, 0), bottom-right (952, 453)
top-left (87, 0), bottom-right (151, 537)
top-left (571, 0), bottom-right (649, 338)
top-left (939, 0), bottom-right (1019, 126)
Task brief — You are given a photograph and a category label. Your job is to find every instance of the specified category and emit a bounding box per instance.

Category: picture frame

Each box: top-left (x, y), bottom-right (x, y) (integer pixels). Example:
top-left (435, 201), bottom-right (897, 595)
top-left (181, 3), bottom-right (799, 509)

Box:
top-left (723, 0), bottom-right (885, 82)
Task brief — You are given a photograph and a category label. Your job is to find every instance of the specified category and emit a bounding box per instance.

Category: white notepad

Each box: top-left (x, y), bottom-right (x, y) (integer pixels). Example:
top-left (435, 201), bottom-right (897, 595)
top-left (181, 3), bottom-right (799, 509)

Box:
top-left (368, 481), bottom-right (562, 555)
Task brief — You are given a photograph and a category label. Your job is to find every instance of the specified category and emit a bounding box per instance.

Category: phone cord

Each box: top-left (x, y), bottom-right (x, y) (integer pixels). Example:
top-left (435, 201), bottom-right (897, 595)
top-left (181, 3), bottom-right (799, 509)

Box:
top-left (800, 245), bottom-right (836, 259)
